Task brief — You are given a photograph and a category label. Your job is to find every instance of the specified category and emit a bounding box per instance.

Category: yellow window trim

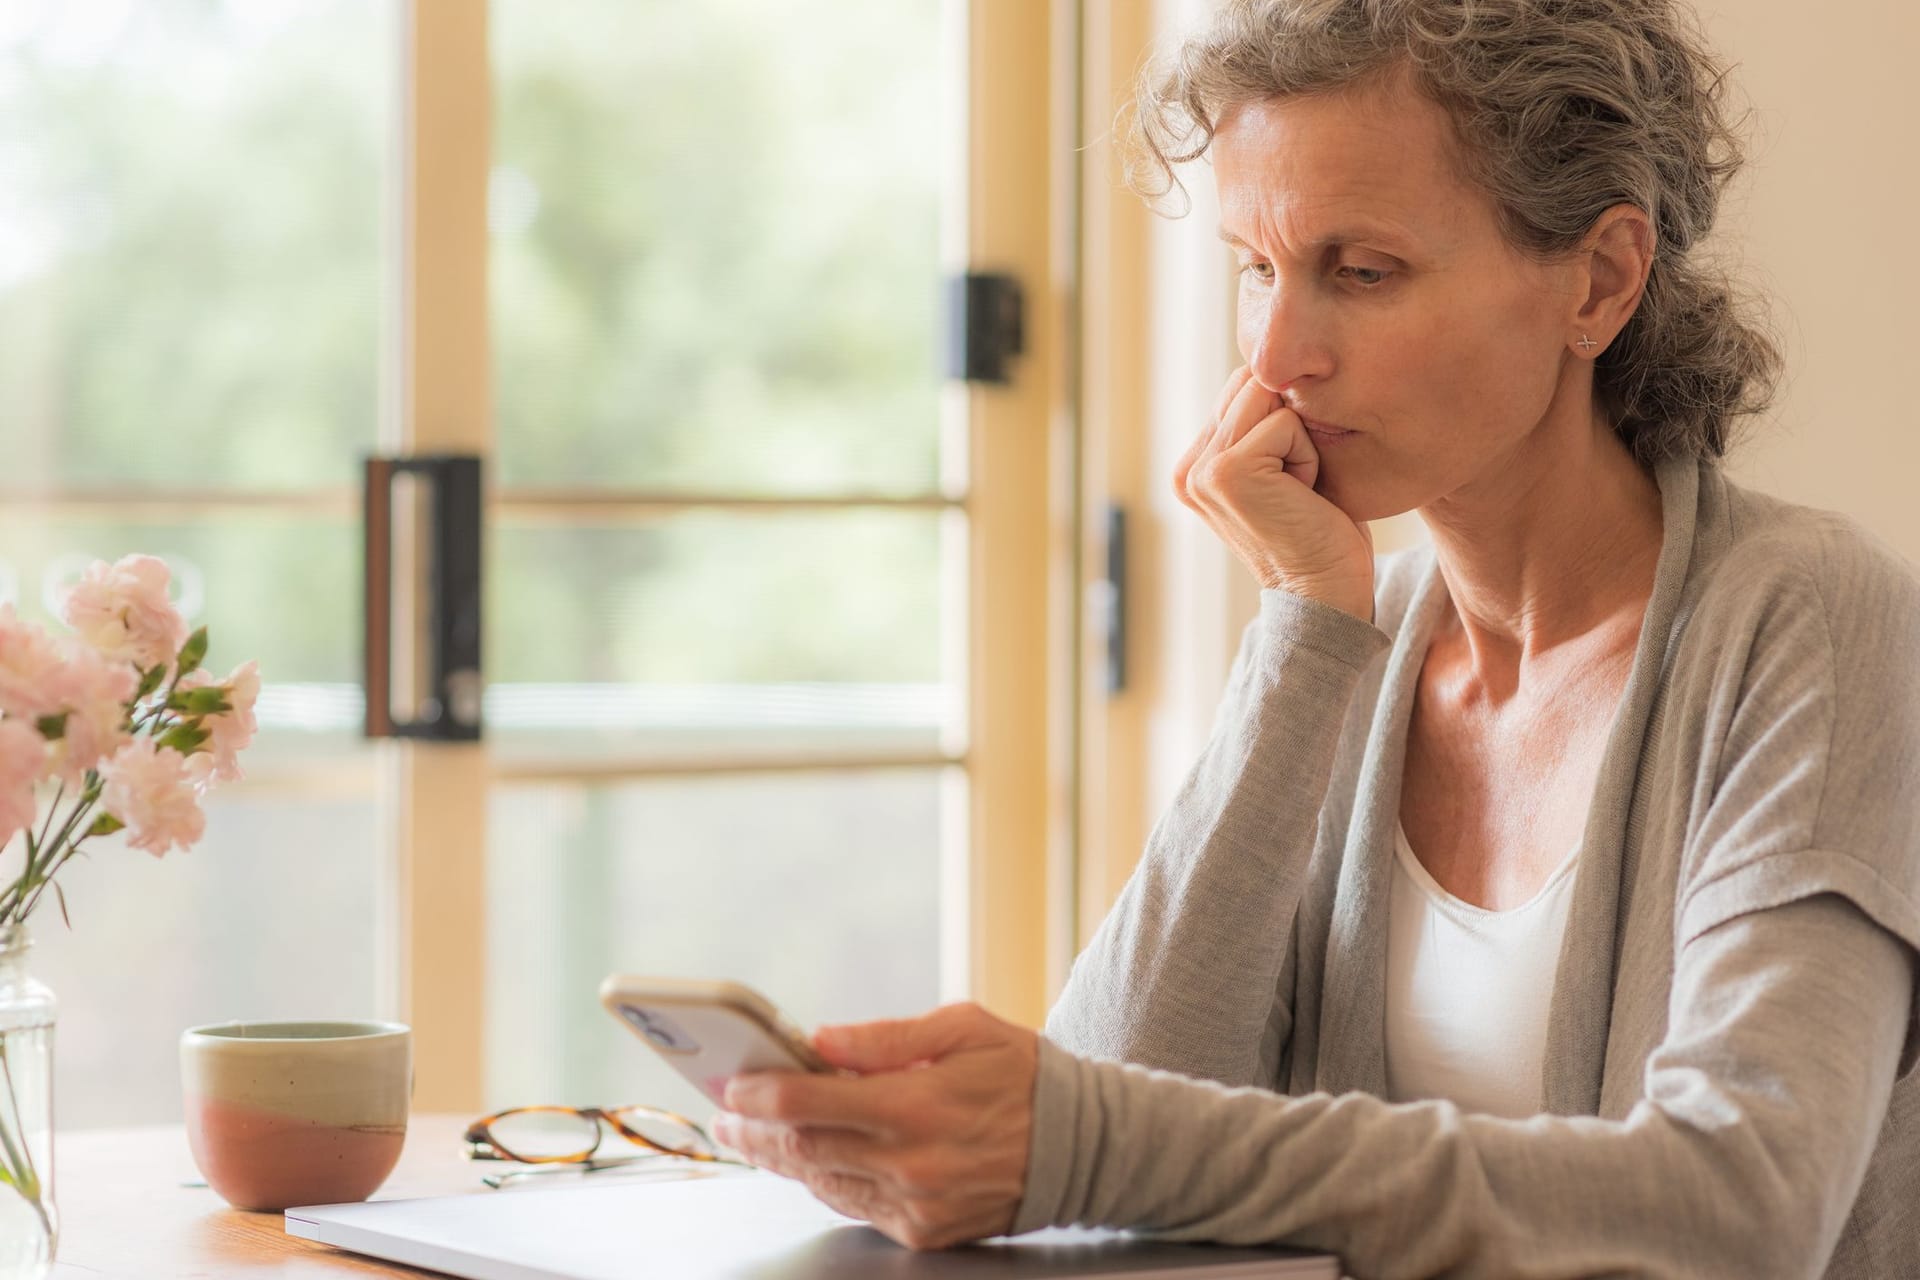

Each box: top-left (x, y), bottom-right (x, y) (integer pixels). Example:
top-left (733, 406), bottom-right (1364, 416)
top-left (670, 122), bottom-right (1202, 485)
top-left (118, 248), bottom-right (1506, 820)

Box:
top-left (397, 0), bottom-right (491, 1113)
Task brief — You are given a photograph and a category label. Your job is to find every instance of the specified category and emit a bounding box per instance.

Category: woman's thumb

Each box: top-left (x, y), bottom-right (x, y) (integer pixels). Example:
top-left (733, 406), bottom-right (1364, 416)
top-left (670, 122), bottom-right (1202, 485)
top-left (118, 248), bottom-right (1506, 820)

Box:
top-left (813, 1002), bottom-right (987, 1073)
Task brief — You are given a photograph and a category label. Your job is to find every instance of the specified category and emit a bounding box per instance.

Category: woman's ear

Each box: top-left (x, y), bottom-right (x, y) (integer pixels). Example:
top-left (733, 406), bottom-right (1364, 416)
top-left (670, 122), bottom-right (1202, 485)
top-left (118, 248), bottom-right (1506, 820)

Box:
top-left (1571, 203), bottom-right (1654, 352)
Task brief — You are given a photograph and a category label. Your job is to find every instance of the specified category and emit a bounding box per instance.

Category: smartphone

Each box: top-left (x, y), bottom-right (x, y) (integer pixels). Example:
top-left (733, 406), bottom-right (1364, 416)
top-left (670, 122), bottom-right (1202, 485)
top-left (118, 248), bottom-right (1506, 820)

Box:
top-left (598, 975), bottom-right (831, 1106)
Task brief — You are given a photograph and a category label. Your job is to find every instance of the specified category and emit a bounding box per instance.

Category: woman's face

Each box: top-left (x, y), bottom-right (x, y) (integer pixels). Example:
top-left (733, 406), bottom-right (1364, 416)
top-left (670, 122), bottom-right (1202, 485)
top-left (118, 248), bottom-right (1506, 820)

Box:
top-left (1213, 75), bottom-right (1585, 522)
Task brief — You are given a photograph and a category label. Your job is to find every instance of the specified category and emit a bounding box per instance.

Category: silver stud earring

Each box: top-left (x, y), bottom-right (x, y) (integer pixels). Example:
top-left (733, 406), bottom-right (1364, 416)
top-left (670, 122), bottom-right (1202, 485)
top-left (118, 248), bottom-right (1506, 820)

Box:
top-left (1576, 334), bottom-right (1599, 352)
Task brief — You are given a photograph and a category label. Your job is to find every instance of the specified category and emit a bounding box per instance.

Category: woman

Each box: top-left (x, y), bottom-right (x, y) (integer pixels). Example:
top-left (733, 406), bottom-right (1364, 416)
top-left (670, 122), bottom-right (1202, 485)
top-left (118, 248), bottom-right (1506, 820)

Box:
top-left (711, 2), bottom-right (1920, 1275)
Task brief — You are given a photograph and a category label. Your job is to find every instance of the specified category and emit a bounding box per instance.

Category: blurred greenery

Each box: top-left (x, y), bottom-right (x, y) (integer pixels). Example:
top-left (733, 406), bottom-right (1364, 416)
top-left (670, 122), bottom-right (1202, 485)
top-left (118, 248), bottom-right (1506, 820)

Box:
top-left (0, 0), bottom-right (953, 1122)
top-left (0, 1), bottom-right (387, 490)
top-left (0, 0), bottom-right (947, 686)
top-left (491, 0), bottom-right (943, 494)
top-left (490, 512), bottom-right (944, 685)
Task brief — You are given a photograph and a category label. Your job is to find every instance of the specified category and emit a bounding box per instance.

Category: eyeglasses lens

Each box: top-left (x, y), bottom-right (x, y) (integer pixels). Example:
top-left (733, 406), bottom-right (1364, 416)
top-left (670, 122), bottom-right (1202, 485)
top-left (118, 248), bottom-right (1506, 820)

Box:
top-left (609, 1107), bottom-right (718, 1159)
top-left (487, 1110), bottom-right (602, 1162)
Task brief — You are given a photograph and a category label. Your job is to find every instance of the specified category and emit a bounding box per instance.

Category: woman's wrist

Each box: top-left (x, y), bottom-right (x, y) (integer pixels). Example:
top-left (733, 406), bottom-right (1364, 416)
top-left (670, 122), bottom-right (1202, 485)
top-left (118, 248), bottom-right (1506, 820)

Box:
top-left (1259, 571), bottom-right (1375, 626)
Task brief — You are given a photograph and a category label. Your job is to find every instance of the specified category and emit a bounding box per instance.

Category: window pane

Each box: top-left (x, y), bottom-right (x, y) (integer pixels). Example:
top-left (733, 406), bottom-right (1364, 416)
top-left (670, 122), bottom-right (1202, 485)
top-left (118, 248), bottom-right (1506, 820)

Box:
top-left (485, 769), bottom-right (953, 1117)
top-left (489, 510), bottom-right (961, 765)
top-left (0, 2), bottom-right (388, 491)
top-left (0, 511), bottom-right (381, 1128)
top-left (32, 780), bottom-right (380, 1130)
top-left (0, 512), bottom-right (366, 688)
top-left (489, 0), bottom-right (944, 495)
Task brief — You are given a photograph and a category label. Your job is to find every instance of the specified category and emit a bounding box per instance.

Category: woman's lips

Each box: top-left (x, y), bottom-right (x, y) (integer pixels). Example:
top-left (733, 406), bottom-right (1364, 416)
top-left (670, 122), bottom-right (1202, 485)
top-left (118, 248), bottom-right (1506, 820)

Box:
top-left (1298, 415), bottom-right (1356, 440)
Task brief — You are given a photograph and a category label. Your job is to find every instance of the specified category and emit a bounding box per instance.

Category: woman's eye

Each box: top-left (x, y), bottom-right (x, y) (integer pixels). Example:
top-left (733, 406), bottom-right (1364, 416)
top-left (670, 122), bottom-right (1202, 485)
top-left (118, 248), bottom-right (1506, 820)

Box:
top-left (1239, 262), bottom-right (1274, 282)
top-left (1338, 265), bottom-right (1391, 286)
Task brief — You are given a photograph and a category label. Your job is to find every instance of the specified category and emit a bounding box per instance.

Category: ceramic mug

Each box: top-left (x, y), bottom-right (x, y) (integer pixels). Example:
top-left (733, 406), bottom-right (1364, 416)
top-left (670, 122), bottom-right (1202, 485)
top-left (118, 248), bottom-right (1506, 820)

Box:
top-left (180, 1020), bottom-right (411, 1211)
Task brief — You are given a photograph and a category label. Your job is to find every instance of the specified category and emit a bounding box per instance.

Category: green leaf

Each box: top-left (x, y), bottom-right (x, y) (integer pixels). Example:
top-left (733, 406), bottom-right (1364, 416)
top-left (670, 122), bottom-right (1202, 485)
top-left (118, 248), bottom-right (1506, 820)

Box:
top-left (136, 663), bottom-right (168, 700)
top-left (51, 881), bottom-right (71, 931)
top-left (175, 627), bottom-right (210, 679)
top-left (157, 723), bottom-right (211, 754)
top-left (86, 813), bottom-right (125, 838)
top-left (166, 687), bottom-right (231, 716)
top-left (33, 713), bottom-right (66, 741)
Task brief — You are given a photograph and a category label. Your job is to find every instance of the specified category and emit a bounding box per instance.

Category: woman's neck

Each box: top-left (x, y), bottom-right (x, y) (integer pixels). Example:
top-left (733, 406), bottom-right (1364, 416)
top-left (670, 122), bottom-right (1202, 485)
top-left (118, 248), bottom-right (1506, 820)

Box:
top-left (1418, 413), bottom-right (1665, 672)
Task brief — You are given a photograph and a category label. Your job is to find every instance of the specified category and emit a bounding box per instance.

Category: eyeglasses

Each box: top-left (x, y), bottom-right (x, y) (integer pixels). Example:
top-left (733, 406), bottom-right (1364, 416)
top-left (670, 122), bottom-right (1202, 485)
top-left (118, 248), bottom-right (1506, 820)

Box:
top-left (464, 1105), bottom-right (746, 1188)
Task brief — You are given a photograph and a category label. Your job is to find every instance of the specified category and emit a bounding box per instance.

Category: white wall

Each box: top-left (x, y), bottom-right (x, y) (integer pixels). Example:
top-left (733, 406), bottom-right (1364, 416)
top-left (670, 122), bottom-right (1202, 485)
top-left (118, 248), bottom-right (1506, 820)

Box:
top-left (1701, 2), bottom-right (1920, 551)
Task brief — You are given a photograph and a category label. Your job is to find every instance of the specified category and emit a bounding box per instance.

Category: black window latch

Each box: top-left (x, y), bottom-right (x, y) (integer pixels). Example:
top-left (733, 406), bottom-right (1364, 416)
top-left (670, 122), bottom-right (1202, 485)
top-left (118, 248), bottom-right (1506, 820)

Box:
top-left (943, 272), bottom-right (1025, 384)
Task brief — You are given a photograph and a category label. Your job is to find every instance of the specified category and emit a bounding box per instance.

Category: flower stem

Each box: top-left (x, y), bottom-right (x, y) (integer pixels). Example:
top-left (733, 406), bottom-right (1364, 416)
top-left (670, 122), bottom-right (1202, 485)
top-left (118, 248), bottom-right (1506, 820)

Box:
top-left (0, 1036), bottom-right (52, 1244)
top-left (16, 785), bottom-right (101, 924)
top-left (7, 781), bottom-right (102, 926)
top-left (32, 783), bottom-right (64, 859)
top-left (1, 780), bottom-right (69, 923)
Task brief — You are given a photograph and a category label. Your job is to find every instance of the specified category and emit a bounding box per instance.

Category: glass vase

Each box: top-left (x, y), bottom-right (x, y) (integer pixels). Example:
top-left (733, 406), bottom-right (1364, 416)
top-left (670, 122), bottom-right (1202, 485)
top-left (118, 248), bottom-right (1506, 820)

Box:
top-left (0, 924), bottom-right (56, 1279)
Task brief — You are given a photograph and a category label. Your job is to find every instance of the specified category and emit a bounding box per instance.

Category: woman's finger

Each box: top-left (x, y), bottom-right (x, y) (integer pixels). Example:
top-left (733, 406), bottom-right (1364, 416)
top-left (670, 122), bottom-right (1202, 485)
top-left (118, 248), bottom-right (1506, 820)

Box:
top-left (1225, 404), bottom-right (1320, 494)
top-left (713, 1113), bottom-right (888, 1182)
top-left (723, 1069), bottom-right (905, 1137)
top-left (1172, 418), bottom-right (1215, 512)
top-left (1188, 376), bottom-right (1282, 515)
top-left (714, 1114), bottom-right (999, 1248)
top-left (813, 1002), bottom-right (991, 1073)
top-left (1214, 374), bottom-right (1282, 454)
top-left (1177, 367), bottom-right (1261, 511)
top-left (1211, 364), bottom-right (1255, 424)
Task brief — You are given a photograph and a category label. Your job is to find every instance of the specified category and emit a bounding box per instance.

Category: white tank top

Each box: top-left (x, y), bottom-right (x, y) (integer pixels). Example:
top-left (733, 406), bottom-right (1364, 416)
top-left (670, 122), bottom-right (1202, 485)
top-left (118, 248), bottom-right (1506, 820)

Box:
top-left (1384, 822), bottom-right (1580, 1119)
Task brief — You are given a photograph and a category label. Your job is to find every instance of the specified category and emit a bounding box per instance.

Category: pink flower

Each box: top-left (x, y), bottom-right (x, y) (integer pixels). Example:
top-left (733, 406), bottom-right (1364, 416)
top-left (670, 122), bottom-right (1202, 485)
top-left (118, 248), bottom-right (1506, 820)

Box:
top-left (0, 718), bottom-right (47, 850)
top-left (99, 738), bottom-right (207, 857)
top-left (61, 554), bottom-right (190, 673)
top-left (0, 605), bottom-right (69, 720)
top-left (177, 660), bottom-right (260, 783)
top-left (185, 751), bottom-right (216, 795)
top-left (44, 639), bottom-right (138, 787)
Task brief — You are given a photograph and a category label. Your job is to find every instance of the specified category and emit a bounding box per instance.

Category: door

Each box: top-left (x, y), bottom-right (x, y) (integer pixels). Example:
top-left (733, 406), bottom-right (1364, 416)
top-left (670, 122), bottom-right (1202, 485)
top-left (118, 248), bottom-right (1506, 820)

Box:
top-left (0, 0), bottom-right (1062, 1129)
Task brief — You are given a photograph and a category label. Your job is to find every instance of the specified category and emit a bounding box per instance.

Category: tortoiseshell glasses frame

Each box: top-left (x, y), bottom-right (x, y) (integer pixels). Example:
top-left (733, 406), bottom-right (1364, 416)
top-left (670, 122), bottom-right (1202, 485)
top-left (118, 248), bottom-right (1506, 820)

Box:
top-left (463, 1103), bottom-right (728, 1166)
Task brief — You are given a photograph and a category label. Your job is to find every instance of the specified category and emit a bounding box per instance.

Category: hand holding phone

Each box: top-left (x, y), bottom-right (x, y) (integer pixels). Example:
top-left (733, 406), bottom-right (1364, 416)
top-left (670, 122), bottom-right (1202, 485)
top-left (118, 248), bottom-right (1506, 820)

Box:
top-left (598, 975), bottom-right (829, 1107)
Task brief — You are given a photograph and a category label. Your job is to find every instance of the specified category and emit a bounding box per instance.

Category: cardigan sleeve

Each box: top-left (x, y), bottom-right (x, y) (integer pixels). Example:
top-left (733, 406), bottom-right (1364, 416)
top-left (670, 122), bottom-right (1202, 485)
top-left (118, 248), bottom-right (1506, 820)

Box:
top-left (1016, 892), bottom-right (1913, 1280)
top-left (1674, 535), bottom-right (1920, 1072)
top-left (1041, 588), bottom-right (1388, 1088)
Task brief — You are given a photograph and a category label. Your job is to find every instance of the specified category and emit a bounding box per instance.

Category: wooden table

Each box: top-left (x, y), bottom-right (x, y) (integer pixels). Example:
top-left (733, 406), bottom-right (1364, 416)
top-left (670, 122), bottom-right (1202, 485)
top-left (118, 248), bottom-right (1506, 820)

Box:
top-left (51, 1113), bottom-right (482, 1277)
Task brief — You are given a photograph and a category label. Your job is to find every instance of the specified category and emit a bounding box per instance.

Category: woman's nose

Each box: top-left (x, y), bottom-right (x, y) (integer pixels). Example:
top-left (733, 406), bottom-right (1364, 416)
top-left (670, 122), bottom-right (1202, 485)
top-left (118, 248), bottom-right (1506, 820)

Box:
top-left (1243, 292), bottom-right (1332, 393)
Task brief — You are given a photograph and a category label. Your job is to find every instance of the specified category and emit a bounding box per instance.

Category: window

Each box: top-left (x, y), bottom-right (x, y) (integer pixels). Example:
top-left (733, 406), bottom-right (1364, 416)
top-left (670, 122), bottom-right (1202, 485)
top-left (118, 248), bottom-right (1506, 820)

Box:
top-left (1, 0), bottom-right (1062, 1126)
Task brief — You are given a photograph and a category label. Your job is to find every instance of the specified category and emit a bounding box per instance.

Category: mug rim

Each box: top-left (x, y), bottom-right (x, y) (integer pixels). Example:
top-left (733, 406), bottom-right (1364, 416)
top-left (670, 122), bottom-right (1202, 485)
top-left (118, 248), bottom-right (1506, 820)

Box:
top-left (181, 1020), bottom-right (410, 1045)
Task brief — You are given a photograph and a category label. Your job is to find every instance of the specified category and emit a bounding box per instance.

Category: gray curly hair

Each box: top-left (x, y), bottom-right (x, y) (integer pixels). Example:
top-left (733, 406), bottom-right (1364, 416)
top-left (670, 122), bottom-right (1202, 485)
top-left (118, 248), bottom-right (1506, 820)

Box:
top-left (1128, 0), bottom-right (1781, 465)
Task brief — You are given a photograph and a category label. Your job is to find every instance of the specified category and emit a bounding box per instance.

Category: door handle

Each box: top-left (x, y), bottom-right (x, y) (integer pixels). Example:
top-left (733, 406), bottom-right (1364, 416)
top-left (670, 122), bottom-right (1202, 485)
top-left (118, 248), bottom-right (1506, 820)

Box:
top-left (362, 453), bottom-right (484, 741)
